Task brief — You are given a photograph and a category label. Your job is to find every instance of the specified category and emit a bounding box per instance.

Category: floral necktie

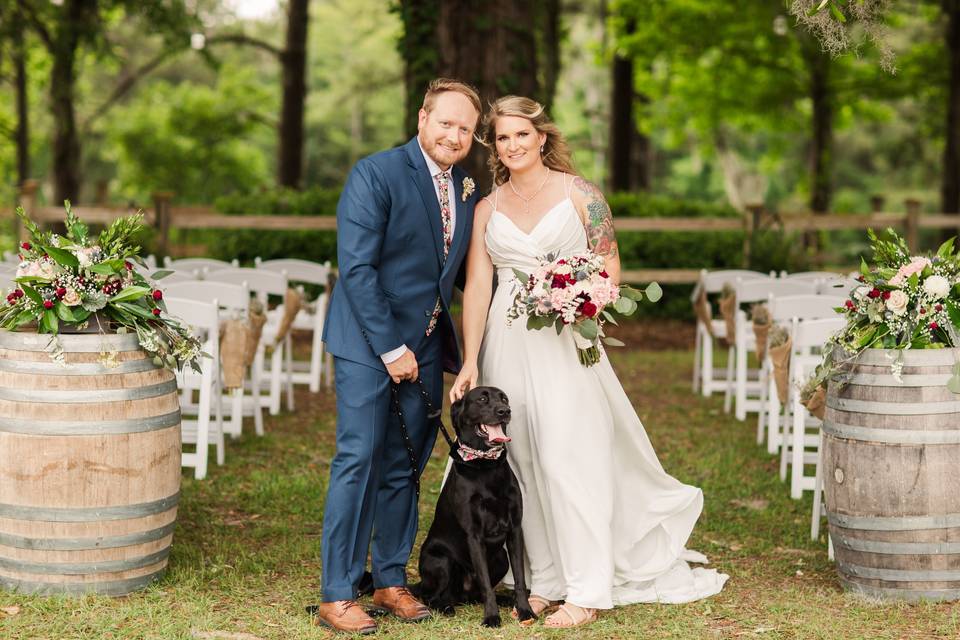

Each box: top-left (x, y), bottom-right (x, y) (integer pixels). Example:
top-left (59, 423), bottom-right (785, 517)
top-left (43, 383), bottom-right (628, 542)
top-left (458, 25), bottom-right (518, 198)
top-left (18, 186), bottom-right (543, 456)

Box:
top-left (426, 170), bottom-right (452, 336)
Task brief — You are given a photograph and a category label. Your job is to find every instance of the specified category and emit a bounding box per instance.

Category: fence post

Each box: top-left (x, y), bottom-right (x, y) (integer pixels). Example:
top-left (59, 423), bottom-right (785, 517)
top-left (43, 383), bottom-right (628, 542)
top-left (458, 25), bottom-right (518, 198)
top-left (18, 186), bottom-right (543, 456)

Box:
top-left (742, 203), bottom-right (763, 268)
top-left (17, 180), bottom-right (39, 243)
top-left (870, 195), bottom-right (885, 213)
top-left (904, 198), bottom-right (921, 252)
top-left (152, 191), bottom-right (173, 258)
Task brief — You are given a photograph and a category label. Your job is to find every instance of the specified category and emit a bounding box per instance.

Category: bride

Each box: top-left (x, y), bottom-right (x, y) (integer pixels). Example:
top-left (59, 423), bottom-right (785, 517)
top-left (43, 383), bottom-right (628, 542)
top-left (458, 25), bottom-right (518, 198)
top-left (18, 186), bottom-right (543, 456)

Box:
top-left (449, 96), bottom-right (728, 628)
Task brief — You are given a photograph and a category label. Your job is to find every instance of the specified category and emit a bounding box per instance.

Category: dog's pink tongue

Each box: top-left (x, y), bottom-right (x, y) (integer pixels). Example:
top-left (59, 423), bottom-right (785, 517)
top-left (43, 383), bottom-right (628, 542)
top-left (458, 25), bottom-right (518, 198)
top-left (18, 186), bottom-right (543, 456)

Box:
top-left (483, 424), bottom-right (511, 444)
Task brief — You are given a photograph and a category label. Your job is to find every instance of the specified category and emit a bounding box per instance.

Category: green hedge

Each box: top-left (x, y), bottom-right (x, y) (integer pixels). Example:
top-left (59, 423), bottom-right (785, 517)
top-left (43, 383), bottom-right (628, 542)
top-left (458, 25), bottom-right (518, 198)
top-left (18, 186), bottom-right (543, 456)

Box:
top-left (170, 188), bottom-right (807, 320)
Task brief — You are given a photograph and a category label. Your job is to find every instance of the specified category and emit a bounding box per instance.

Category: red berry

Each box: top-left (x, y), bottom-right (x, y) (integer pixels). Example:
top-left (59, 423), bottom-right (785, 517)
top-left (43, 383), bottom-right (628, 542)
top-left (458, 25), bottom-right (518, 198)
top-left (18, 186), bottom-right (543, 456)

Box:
top-left (936, 304), bottom-right (944, 312)
top-left (14, 289), bottom-right (23, 298)
top-left (43, 300), bottom-right (53, 309)
top-left (930, 321), bottom-right (939, 330)
top-left (920, 308), bottom-right (926, 315)
top-left (845, 300), bottom-right (855, 309)
top-left (152, 290), bottom-right (162, 301)
top-left (124, 261), bottom-right (133, 270)
top-left (20, 242), bottom-right (30, 250)
top-left (55, 287), bottom-right (66, 298)
top-left (599, 270), bottom-right (609, 278)
top-left (152, 308), bottom-right (161, 316)
top-left (882, 291), bottom-right (891, 300)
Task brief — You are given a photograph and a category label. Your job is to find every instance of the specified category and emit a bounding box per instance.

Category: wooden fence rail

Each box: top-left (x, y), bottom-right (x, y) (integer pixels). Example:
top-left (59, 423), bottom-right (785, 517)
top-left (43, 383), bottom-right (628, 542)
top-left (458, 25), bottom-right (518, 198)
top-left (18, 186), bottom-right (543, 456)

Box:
top-left (4, 185), bottom-right (959, 285)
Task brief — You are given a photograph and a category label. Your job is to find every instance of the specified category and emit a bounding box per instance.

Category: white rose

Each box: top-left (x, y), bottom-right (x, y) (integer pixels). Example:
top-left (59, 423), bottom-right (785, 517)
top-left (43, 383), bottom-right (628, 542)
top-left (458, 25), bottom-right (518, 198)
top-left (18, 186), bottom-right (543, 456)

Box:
top-left (923, 275), bottom-right (951, 300)
top-left (38, 261), bottom-right (56, 279)
top-left (886, 290), bottom-right (909, 316)
top-left (62, 288), bottom-right (81, 306)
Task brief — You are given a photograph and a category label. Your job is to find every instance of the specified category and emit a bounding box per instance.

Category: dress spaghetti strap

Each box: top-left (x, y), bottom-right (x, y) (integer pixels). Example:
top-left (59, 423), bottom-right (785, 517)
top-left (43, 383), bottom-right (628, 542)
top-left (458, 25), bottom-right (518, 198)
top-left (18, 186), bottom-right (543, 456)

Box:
top-left (485, 187), bottom-right (500, 213)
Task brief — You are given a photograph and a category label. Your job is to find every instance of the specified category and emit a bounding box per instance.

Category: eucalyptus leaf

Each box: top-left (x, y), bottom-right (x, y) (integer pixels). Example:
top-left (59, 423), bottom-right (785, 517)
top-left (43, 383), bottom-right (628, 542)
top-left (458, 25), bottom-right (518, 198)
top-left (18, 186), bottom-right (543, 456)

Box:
top-left (602, 336), bottom-right (625, 347)
top-left (578, 318), bottom-right (599, 340)
top-left (645, 282), bottom-right (663, 303)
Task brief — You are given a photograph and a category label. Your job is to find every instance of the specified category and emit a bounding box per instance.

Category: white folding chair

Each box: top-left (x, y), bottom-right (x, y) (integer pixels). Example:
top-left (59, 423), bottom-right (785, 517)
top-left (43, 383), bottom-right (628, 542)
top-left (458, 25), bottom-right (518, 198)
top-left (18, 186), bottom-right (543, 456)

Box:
top-left (817, 275), bottom-right (861, 297)
top-left (692, 269), bottom-right (773, 397)
top-left (758, 294), bottom-right (845, 453)
top-left (255, 257), bottom-right (333, 395)
top-left (163, 280), bottom-right (261, 437)
top-left (783, 317), bottom-right (845, 500)
top-left (729, 278), bottom-right (817, 421)
top-left (206, 267), bottom-right (290, 417)
top-left (152, 270), bottom-right (201, 285)
top-left (163, 257), bottom-right (239, 274)
top-left (779, 270), bottom-right (844, 283)
top-left (165, 297), bottom-right (223, 480)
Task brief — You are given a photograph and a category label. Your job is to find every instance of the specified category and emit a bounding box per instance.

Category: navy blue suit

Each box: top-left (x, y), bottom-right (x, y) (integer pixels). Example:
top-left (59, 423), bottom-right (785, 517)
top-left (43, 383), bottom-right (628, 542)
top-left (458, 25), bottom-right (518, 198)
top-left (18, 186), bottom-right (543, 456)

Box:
top-left (320, 136), bottom-right (477, 601)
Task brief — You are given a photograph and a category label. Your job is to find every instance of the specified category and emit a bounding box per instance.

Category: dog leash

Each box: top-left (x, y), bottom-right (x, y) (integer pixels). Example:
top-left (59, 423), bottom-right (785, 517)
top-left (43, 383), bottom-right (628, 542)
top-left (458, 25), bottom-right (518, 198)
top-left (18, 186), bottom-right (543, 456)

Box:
top-left (389, 378), bottom-right (456, 499)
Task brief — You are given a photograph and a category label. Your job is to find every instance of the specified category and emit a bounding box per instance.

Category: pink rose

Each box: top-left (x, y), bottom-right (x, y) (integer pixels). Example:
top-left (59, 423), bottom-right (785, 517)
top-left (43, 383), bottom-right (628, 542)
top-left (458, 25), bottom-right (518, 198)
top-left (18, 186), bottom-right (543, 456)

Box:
top-left (889, 257), bottom-right (932, 285)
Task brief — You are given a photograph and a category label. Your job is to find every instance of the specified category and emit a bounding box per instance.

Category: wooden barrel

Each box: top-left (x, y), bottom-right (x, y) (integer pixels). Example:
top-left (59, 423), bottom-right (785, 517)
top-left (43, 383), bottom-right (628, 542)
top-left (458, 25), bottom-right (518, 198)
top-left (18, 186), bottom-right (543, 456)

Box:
top-left (0, 331), bottom-right (181, 596)
top-left (823, 348), bottom-right (960, 602)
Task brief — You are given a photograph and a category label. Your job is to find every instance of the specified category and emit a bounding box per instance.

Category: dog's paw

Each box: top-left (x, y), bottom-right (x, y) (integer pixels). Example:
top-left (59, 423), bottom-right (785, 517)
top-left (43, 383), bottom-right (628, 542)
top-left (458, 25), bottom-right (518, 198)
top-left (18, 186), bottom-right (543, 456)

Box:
top-left (515, 606), bottom-right (536, 624)
top-left (482, 614), bottom-right (502, 628)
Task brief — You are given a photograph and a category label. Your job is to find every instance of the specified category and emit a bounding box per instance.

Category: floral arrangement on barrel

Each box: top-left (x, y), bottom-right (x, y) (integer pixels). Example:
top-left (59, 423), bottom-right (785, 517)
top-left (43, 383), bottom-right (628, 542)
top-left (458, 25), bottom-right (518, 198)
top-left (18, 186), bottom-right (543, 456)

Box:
top-left (0, 203), bottom-right (202, 371)
top-left (507, 251), bottom-right (662, 366)
top-left (802, 229), bottom-right (960, 400)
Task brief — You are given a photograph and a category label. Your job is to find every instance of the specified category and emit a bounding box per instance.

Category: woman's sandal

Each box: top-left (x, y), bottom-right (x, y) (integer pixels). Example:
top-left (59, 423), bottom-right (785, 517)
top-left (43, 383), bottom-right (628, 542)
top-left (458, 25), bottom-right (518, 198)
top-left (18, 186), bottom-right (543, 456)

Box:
top-left (511, 594), bottom-right (557, 624)
top-left (543, 602), bottom-right (598, 628)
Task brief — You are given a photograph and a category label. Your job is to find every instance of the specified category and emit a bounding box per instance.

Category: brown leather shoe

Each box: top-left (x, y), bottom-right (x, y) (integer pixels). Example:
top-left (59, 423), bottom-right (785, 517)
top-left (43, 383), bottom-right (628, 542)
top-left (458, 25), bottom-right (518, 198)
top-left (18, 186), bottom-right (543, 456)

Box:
top-left (313, 600), bottom-right (377, 635)
top-left (371, 586), bottom-right (431, 622)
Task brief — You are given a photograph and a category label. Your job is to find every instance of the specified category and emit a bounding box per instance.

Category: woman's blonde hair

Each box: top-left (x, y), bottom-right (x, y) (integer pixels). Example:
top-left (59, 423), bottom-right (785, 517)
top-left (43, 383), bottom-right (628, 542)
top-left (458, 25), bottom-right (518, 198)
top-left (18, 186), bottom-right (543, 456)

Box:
top-left (482, 96), bottom-right (576, 186)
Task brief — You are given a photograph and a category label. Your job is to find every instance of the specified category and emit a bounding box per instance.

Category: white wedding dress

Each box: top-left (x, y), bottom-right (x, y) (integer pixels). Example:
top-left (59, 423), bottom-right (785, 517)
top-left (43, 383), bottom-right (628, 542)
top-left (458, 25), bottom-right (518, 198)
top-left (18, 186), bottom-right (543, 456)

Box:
top-left (476, 184), bottom-right (728, 609)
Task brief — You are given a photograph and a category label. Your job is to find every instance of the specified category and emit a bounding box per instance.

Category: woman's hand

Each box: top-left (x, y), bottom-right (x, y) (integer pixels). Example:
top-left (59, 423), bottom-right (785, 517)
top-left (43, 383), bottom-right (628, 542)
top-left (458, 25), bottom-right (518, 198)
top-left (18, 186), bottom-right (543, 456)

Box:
top-left (450, 361), bottom-right (479, 403)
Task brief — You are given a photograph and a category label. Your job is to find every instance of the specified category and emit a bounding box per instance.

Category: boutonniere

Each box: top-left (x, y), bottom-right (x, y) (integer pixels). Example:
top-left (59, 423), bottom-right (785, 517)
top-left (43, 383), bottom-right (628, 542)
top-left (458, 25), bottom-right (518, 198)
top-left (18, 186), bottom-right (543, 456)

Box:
top-left (462, 177), bottom-right (475, 202)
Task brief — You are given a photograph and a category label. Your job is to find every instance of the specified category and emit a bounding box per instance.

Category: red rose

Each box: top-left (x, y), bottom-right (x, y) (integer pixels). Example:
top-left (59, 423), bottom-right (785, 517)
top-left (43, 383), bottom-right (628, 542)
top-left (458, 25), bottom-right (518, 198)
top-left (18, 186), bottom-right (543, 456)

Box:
top-left (882, 291), bottom-right (891, 300)
top-left (581, 301), bottom-right (598, 318)
top-left (14, 290), bottom-right (23, 299)
top-left (867, 288), bottom-right (880, 299)
top-left (930, 321), bottom-right (939, 330)
top-left (55, 287), bottom-right (66, 298)
top-left (152, 308), bottom-right (161, 316)
top-left (551, 274), bottom-right (568, 289)
top-left (557, 259), bottom-right (567, 265)
top-left (599, 270), bottom-right (609, 278)
top-left (20, 242), bottom-right (30, 250)
top-left (152, 290), bottom-right (163, 301)
top-left (43, 300), bottom-right (53, 309)
top-left (566, 273), bottom-right (577, 285)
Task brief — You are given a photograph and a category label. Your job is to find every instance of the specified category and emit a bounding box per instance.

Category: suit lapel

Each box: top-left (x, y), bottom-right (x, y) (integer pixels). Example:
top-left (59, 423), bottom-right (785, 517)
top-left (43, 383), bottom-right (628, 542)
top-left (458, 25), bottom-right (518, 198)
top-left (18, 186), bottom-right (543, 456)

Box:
top-left (405, 138), bottom-right (444, 266)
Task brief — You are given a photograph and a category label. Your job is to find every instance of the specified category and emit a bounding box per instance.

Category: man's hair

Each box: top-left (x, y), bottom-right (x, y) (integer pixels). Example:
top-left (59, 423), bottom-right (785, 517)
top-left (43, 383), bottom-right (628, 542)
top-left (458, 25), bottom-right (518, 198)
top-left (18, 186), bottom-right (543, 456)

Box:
top-left (421, 78), bottom-right (482, 116)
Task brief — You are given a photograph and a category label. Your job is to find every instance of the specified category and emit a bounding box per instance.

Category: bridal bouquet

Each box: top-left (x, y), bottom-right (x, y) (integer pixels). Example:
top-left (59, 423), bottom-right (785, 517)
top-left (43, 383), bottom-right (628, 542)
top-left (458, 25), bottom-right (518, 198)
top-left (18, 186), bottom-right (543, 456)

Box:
top-left (0, 203), bottom-right (203, 372)
top-left (507, 251), bottom-right (661, 366)
top-left (803, 228), bottom-right (960, 397)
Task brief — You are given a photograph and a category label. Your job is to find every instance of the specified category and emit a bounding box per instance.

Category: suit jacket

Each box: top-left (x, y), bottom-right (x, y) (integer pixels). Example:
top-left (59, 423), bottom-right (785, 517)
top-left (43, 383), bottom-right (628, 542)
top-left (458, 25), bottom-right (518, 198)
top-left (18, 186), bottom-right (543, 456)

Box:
top-left (322, 136), bottom-right (478, 374)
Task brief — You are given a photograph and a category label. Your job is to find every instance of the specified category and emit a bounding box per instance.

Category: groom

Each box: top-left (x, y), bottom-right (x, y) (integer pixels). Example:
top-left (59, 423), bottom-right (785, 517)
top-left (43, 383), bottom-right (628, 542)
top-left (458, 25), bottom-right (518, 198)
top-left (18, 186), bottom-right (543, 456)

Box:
top-left (317, 78), bottom-right (482, 634)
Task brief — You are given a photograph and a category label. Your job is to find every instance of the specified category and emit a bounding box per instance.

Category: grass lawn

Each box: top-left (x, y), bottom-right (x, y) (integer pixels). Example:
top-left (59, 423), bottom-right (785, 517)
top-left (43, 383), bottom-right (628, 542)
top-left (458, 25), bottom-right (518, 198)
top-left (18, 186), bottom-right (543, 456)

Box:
top-left (3, 335), bottom-right (960, 639)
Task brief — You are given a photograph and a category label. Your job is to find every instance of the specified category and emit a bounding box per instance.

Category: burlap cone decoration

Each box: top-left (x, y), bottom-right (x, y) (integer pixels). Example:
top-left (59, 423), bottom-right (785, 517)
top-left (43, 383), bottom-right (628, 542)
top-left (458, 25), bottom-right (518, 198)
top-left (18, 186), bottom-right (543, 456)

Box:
top-left (753, 319), bottom-right (772, 363)
top-left (718, 294), bottom-right (737, 347)
top-left (220, 319), bottom-right (248, 391)
top-left (803, 386), bottom-right (826, 420)
top-left (273, 288), bottom-right (303, 345)
top-left (693, 286), bottom-right (714, 337)
top-left (769, 335), bottom-right (792, 405)
top-left (245, 302), bottom-right (267, 368)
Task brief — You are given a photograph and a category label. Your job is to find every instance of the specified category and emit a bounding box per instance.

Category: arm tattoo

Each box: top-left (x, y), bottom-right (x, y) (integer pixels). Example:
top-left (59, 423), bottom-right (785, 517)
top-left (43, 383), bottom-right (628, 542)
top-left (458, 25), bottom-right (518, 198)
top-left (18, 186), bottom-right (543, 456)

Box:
top-left (573, 177), bottom-right (618, 257)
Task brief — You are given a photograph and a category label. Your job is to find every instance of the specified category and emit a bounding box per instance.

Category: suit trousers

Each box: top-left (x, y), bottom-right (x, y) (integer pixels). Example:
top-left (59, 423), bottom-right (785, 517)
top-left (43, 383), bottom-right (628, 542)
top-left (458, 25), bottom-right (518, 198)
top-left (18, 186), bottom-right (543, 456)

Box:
top-left (320, 332), bottom-right (442, 601)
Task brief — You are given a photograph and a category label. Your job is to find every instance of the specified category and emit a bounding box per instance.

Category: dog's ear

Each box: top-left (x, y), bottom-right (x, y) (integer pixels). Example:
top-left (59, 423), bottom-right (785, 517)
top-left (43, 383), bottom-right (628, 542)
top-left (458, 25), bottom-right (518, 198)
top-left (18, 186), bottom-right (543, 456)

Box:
top-left (450, 398), bottom-right (464, 430)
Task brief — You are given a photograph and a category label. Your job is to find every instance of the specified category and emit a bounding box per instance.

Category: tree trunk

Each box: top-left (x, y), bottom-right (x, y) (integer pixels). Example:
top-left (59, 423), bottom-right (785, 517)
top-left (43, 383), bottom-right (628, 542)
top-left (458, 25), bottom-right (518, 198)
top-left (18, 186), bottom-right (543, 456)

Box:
top-left (942, 0), bottom-right (960, 217)
top-left (808, 48), bottom-right (833, 215)
top-left (609, 28), bottom-right (633, 193)
top-left (397, 0), bottom-right (441, 138)
top-left (538, 0), bottom-right (561, 112)
top-left (277, 0), bottom-right (310, 189)
top-left (13, 11), bottom-right (29, 188)
top-left (436, 0), bottom-right (539, 190)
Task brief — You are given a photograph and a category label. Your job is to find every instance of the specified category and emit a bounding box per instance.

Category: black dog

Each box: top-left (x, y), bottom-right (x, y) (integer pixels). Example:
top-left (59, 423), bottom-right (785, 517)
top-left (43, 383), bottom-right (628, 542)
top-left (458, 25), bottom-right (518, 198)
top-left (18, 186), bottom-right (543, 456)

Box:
top-left (417, 386), bottom-right (535, 627)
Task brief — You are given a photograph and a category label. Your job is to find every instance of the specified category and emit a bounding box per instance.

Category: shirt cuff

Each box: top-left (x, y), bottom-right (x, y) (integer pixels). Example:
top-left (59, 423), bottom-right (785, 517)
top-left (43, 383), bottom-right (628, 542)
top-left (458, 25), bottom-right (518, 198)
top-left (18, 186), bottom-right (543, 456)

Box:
top-left (380, 344), bottom-right (408, 365)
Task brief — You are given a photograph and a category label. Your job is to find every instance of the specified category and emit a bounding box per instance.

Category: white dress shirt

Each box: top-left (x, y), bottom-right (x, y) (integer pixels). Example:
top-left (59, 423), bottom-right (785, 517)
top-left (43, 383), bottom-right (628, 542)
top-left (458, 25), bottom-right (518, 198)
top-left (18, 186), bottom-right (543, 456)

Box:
top-left (380, 139), bottom-right (457, 365)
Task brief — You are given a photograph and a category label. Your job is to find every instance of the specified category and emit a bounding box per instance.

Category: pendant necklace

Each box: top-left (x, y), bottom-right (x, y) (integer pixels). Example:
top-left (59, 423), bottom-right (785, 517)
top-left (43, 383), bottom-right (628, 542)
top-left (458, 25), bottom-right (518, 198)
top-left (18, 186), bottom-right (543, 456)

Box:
top-left (509, 168), bottom-right (551, 215)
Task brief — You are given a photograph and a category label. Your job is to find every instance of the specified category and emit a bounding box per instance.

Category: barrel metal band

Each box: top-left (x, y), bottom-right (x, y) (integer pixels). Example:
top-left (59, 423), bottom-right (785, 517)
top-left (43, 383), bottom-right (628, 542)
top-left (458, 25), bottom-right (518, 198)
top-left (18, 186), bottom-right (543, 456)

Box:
top-left (0, 547), bottom-right (170, 575)
top-left (0, 357), bottom-right (157, 376)
top-left (844, 373), bottom-right (953, 387)
top-left (0, 410), bottom-right (181, 436)
top-left (854, 349), bottom-right (960, 367)
top-left (826, 396), bottom-right (960, 415)
top-left (0, 521), bottom-right (176, 551)
top-left (0, 492), bottom-right (180, 522)
top-left (0, 378), bottom-right (177, 404)
top-left (0, 570), bottom-right (164, 596)
top-left (0, 332), bottom-right (140, 352)
top-left (838, 560), bottom-right (960, 582)
top-left (829, 512), bottom-right (960, 531)
top-left (833, 534), bottom-right (960, 555)
top-left (822, 420), bottom-right (960, 445)
top-left (840, 578), bottom-right (960, 603)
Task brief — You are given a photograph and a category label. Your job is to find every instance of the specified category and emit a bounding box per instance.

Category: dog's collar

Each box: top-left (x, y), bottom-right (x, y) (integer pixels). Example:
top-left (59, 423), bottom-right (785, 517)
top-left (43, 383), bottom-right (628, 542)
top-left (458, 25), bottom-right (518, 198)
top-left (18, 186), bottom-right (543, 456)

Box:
top-left (453, 441), bottom-right (505, 463)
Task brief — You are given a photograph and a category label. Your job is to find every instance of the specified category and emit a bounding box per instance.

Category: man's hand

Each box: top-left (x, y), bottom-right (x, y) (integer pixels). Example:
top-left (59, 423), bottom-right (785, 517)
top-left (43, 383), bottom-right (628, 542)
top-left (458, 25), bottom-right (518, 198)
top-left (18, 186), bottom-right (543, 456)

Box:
top-left (386, 350), bottom-right (418, 384)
